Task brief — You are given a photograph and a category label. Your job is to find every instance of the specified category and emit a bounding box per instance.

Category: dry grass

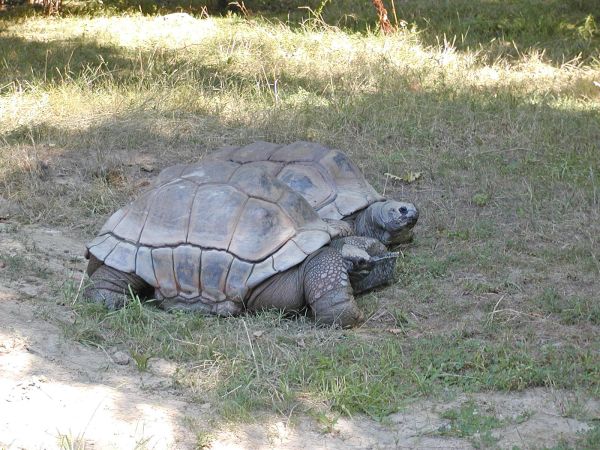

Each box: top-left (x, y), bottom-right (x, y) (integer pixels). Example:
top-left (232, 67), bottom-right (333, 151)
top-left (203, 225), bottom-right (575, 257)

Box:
top-left (1, 11), bottom-right (599, 424)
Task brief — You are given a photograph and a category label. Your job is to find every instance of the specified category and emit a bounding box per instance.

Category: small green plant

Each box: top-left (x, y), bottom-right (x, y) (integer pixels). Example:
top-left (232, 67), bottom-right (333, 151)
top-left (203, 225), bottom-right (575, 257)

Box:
top-left (472, 193), bottom-right (490, 207)
top-left (438, 400), bottom-right (503, 445)
top-left (309, 410), bottom-right (340, 434)
top-left (579, 423), bottom-right (600, 449)
top-left (578, 14), bottom-right (598, 40)
top-left (535, 287), bottom-right (563, 313)
top-left (195, 430), bottom-right (215, 449)
top-left (131, 350), bottom-right (151, 372)
top-left (56, 430), bottom-right (87, 450)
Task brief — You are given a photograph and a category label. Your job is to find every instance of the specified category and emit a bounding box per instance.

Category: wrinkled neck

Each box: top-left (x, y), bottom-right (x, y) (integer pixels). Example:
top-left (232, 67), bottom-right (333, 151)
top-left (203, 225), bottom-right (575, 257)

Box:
top-left (354, 204), bottom-right (385, 242)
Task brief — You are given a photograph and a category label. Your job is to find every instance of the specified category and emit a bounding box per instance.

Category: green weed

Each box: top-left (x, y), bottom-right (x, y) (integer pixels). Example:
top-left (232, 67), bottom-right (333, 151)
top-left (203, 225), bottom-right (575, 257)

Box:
top-left (438, 400), bottom-right (503, 447)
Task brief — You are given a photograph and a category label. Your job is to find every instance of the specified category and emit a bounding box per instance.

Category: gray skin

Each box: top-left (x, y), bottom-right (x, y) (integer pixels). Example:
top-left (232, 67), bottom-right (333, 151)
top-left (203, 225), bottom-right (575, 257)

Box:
top-left (85, 239), bottom-right (382, 327)
top-left (329, 200), bottom-right (419, 248)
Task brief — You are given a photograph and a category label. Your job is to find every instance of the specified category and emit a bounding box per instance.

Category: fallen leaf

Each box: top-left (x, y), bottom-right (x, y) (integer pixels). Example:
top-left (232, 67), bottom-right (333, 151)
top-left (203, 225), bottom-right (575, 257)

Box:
top-left (385, 171), bottom-right (422, 183)
top-left (384, 172), bottom-right (403, 181)
top-left (388, 328), bottom-right (404, 335)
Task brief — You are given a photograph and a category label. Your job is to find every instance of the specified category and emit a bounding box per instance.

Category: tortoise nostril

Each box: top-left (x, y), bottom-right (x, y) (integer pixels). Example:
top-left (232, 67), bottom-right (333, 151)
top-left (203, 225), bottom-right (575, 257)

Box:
top-left (399, 206), bottom-right (408, 215)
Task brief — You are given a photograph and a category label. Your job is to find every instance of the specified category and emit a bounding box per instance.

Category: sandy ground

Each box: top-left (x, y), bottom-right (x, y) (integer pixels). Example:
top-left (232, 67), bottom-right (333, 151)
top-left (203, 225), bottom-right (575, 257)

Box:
top-left (0, 223), bottom-right (597, 449)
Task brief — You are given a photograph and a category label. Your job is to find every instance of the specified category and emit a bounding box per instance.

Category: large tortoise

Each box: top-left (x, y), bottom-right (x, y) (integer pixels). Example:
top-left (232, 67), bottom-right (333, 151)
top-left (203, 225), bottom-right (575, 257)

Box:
top-left (84, 160), bottom-right (396, 327)
top-left (203, 141), bottom-right (419, 247)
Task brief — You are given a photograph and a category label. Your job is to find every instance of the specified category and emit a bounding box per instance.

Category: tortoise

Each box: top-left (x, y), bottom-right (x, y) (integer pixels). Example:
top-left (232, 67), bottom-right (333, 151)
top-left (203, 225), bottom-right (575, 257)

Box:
top-left (84, 160), bottom-right (398, 327)
top-left (202, 141), bottom-right (419, 247)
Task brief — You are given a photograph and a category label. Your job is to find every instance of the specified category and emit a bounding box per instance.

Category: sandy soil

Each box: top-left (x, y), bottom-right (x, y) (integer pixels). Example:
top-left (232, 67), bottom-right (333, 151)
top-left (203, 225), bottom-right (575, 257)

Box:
top-left (0, 223), bottom-right (597, 449)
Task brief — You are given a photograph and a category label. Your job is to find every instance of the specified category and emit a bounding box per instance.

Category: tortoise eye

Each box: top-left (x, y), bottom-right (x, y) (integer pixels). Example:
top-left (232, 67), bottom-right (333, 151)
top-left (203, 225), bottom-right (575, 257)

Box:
top-left (399, 206), bottom-right (408, 215)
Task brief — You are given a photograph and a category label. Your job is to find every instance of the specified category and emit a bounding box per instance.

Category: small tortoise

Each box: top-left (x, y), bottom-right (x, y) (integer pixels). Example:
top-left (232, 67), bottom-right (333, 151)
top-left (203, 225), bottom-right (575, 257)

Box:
top-left (203, 141), bottom-right (419, 247)
top-left (84, 160), bottom-right (396, 327)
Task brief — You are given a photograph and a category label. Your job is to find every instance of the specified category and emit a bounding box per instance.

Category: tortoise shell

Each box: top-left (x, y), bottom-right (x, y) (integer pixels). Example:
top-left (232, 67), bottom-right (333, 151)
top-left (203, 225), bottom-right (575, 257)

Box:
top-left (205, 141), bottom-right (385, 220)
top-left (86, 161), bottom-right (334, 311)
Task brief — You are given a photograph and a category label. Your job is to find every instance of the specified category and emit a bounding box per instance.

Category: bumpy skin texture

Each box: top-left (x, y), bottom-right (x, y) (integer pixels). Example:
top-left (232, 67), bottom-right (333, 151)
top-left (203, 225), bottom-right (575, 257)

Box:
top-left (245, 246), bottom-right (361, 327)
top-left (330, 236), bottom-right (397, 293)
top-left (302, 248), bottom-right (362, 327)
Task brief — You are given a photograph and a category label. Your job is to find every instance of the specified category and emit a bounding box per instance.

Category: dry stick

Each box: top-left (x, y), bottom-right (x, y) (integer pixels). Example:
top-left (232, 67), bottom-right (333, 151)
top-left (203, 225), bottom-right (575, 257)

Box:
top-left (390, 0), bottom-right (399, 29)
top-left (71, 270), bottom-right (86, 305)
top-left (242, 319), bottom-right (261, 378)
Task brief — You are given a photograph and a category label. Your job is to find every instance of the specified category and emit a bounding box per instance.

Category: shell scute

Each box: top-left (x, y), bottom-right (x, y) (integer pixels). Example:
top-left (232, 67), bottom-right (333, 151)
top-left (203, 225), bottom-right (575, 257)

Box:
top-left (111, 190), bottom-right (155, 243)
top-left (278, 163), bottom-right (334, 209)
top-left (104, 241), bottom-right (137, 273)
top-left (276, 189), bottom-right (326, 231)
top-left (187, 184), bottom-right (248, 250)
top-left (225, 258), bottom-right (253, 301)
top-left (231, 141), bottom-right (281, 163)
top-left (135, 246), bottom-right (157, 287)
top-left (230, 164), bottom-right (286, 203)
top-left (88, 235), bottom-right (120, 262)
top-left (180, 160), bottom-right (240, 185)
top-left (140, 181), bottom-right (197, 247)
top-left (229, 198), bottom-right (294, 261)
top-left (247, 256), bottom-right (276, 288)
top-left (152, 248), bottom-right (177, 298)
top-left (173, 245), bottom-right (202, 297)
top-left (270, 141), bottom-right (328, 162)
top-left (200, 250), bottom-right (233, 302)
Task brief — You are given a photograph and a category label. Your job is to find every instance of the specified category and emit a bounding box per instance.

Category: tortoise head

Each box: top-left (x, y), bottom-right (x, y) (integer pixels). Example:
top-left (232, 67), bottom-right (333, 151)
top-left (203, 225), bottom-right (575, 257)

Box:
top-left (365, 200), bottom-right (419, 246)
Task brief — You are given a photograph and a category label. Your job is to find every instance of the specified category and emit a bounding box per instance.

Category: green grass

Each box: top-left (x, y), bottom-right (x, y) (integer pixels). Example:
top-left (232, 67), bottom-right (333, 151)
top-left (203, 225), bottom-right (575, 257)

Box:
top-left (65, 297), bottom-right (600, 421)
top-left (535, 288), bottom-right (600, 325)
top-left (437, 400), bottom-right (505, 446)
top-left (2, 2), bottom-right (599, 433)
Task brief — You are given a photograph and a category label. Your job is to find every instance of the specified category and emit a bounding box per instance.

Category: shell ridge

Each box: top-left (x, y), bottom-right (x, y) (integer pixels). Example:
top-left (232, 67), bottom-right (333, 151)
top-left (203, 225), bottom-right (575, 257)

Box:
top-left (171, 245), bottom-right (180, 293)
top-left (265, 143), bottom-right (284, 161)
top-left (103, 232), bottom-right (270, 264)
top-left (184, 184), bottom-right (203, 244)
top-left (108, 206), bottom-right (131, 236)
top-left (221, 255), bottom-right (236, 301)
top-left (226, 196), bottom-right (251, 252)
top-left (134, 189), bottom-right (159, 246)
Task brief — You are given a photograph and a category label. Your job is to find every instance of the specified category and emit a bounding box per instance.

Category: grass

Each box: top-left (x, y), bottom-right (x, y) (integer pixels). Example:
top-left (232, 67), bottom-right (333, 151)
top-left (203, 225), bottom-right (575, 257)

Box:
top-left (64, 295), bottom-right (600, 422)
top-left (1, 1), bottom-right (599, 437)
top-left (437, 400), bottom-right (505, 447)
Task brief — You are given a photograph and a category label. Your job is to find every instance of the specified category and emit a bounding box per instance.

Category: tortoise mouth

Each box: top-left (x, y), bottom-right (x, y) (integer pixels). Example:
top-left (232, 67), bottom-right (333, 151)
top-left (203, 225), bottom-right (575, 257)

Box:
top-left (375, 201), bottom-right (419, 245)
top-left (382, 203), bottom-right (419, 231)
top-left (385, 212), bottom-right (418, 232)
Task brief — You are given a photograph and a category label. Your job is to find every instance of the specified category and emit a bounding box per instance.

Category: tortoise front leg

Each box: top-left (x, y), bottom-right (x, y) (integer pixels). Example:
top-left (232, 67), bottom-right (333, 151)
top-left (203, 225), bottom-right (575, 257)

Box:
top-left (332, 236), bottom-right (399, 294)
top-left (302, 247), bottom-right (363, 327)
top-left (84, 257), bottom-right (152, 310)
